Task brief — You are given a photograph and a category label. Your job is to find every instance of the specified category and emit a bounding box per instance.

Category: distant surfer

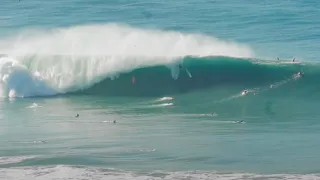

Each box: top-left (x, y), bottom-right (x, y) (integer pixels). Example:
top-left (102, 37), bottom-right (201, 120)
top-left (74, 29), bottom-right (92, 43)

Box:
top-left (132, 76), bottom-right (136, 84)
top-left (292, 58), bottom-right (296, 62)
top-left (113, 120), bottom-right (116, 124)
top-left (75, 114), bottom-right (79, 118)
top-left (241, 90), bottom-right (248, 96)
top-left (277, 57), bottom-right (279, 61)
top-left (293, 71), bottom-right (303, 79)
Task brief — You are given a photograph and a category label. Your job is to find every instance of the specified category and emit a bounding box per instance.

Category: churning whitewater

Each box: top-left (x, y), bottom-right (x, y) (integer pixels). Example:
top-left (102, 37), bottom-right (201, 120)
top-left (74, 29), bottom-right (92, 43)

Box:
top-left (0, 23), bottom-right (254, 98)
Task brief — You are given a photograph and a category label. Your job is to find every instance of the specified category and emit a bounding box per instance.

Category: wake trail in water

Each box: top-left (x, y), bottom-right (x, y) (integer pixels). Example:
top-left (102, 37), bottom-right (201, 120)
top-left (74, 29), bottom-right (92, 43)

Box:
top-left (213, 72), bottom-right (304, 104)
top-left (155, 97), bottom-right (175, 102)
top-left (151, 103), bottom-right (174, 107)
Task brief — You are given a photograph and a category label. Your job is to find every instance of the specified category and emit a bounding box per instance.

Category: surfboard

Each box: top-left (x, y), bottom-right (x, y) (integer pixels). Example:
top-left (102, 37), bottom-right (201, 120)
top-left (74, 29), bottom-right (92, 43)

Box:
top-left (186, 68), bottom-right (192, 78)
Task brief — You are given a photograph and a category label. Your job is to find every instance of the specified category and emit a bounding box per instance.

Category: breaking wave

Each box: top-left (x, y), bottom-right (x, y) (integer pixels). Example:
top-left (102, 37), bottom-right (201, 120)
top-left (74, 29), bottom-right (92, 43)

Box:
top-left (0, 23), bottom-right (255, 98)
top-left (5, 23), bottom-right (315, 98)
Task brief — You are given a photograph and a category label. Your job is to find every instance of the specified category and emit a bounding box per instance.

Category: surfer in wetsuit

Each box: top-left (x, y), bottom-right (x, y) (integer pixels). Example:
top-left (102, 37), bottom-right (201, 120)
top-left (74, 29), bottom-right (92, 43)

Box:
top-left (242, 90), bottom-right (248, 95)
top-left (297, 71), bottom-right (303, 77)
top-left (292, 58), bottom-right (296, 62)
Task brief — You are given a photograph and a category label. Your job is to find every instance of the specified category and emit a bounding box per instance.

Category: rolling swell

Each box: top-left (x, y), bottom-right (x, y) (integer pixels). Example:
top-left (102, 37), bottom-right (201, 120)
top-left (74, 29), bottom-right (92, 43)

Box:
top-left (77, 56), bottom-right (308, 97)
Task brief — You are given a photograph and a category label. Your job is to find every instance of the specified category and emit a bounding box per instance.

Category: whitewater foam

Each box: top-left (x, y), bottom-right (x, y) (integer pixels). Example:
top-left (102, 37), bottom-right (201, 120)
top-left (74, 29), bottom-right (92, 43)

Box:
top-left (0, 23), bottom-right (254, 97)
top-left (0, 165), bottom-right (319, 180)
top-left (0, 56), bottom-right (56, 97)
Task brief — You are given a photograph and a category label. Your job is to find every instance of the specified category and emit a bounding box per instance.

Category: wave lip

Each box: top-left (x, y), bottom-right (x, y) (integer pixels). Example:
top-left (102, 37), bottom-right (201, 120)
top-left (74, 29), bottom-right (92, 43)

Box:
top-left (0, 23), bottom-right (254, 58)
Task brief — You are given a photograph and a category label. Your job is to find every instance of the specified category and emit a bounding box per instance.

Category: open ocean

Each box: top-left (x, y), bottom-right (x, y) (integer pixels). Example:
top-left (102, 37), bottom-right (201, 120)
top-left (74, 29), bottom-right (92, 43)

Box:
top-left (1, 0), bottom-right (320, 179)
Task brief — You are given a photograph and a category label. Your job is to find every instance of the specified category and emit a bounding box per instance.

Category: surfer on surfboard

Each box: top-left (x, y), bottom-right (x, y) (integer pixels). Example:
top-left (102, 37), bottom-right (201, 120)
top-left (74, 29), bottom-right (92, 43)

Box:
top-left (241, 90), bottom-right (248, 96)
top-left (178, 63), bottom-right (192, 78)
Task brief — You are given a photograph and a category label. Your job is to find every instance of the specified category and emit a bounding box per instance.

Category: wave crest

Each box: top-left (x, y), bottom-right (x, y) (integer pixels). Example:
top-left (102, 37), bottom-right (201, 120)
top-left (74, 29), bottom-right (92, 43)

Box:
top-left (0, 23), bottom-right (255, 97)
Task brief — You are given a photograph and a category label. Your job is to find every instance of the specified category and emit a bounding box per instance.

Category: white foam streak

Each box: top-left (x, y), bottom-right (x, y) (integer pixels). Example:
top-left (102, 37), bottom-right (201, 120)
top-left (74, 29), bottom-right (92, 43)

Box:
top-left (155, 97), bottom-right (175, 102)
top-left (0, 23), bottom-right (255, 97)
top-left (0, 156), bottom-right (37, 165)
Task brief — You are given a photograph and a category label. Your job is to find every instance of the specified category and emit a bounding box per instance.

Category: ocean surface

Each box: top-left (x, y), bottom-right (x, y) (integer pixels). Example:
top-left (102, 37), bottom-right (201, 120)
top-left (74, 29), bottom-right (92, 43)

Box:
top-left (1, 0), bottom-right (320, 179)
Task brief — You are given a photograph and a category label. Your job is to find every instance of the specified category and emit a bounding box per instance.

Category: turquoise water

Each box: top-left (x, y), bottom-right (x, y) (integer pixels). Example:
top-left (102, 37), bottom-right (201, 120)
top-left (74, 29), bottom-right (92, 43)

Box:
top-left (1, 0), bottom-right (320, 179)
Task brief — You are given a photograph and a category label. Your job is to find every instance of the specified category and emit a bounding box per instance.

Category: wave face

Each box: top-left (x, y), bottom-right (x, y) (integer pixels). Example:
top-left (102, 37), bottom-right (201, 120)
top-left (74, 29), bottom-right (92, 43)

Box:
top-left (0, 23), bottom-right (254, 97)
top-left (0, 54), bottom-right (312, 97)
top-left (79, 57), bottom-right (309, 97)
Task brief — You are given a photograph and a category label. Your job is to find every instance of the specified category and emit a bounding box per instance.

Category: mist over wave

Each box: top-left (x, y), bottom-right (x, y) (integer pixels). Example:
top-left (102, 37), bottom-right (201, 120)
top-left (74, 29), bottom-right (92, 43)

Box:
top-left (0, 23), bottom-right (254, 98)
top-left (0, 23), bottom-right (254, 57)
